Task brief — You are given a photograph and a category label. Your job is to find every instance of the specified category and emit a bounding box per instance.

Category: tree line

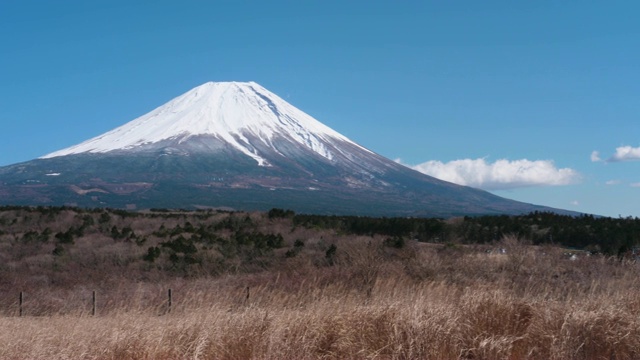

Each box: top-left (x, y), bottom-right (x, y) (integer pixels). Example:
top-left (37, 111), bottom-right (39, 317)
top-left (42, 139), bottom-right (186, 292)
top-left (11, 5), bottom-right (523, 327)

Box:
top-left (2, 205), bottom-right (639, 257)
top-left (290, 210), bottom-right (640, 255)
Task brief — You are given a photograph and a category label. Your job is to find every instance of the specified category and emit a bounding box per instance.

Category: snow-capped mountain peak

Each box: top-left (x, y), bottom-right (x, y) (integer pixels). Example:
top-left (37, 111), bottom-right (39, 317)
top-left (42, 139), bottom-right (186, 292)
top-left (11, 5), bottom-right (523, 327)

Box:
top-left (41, 81), bottom-right (366, 166)
top-left (2, 81), bottom-right (566, 217)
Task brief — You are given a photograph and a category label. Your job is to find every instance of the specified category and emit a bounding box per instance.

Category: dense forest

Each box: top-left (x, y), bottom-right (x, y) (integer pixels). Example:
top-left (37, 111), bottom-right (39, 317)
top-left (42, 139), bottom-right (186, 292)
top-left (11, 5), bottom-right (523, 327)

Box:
top-left (289, 210), bottom-right (640, 256)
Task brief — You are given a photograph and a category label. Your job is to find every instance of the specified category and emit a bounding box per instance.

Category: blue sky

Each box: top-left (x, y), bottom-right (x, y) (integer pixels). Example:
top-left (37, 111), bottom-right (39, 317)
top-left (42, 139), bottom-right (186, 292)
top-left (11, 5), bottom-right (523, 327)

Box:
top-left (1, 1), bottom-right (639, 217)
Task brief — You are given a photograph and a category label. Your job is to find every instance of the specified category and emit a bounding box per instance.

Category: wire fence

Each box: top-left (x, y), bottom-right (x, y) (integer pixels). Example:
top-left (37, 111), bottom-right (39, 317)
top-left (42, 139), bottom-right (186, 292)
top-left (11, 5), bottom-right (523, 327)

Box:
top-left (1, 288), bottom-right (186, 317)
top-left (3, 286), bottom-right (256, 317)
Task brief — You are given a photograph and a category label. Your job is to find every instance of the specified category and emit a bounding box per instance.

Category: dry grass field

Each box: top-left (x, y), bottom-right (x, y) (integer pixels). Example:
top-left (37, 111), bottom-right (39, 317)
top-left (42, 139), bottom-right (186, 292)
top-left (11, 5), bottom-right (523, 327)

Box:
top-left (1, 208), bottom-right (639, 359)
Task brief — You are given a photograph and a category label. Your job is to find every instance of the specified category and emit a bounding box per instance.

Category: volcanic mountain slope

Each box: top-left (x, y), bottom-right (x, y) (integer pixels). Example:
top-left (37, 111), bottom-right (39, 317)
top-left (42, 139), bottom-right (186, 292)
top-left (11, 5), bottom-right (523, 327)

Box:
top-left (0, 82), bottom-right (568, 216)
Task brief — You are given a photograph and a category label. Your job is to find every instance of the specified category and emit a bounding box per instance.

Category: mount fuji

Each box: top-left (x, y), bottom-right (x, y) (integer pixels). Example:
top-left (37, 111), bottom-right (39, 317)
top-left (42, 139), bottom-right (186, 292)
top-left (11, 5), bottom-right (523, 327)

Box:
top-left (0, 82), bottom-right (566, 216)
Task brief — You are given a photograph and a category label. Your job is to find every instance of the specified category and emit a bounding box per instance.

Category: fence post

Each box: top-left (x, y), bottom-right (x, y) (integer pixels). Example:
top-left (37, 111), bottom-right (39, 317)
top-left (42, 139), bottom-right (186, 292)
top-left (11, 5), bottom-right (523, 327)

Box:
top-left (19, 292), bottom-right (23, 317)
top-left (92, 291), bottom-right (96, 316)
top-left (168, 288), bottom-right (172, 314)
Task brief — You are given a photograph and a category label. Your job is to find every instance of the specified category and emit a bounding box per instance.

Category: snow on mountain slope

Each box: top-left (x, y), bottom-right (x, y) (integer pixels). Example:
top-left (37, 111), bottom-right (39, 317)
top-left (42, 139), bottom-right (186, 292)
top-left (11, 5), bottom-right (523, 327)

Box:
top-left (41, 82), bottom-right (370, 166)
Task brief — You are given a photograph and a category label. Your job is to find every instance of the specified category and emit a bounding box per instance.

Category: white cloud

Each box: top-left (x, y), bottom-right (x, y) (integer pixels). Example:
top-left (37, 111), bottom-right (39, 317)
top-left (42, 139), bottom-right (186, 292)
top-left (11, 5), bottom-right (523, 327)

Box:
top-left (606, 180), bottom-right (621, 186)
top-left (631, 182), bottom-right (640, 188)
top-left (592, 145), bottom-right (640, 163)
top-left (570, 200), bottom-right (580, 206)
top-left (406, 158), bottom-right (581, 190)
top-left (608, 146), bottom-right (640, 162)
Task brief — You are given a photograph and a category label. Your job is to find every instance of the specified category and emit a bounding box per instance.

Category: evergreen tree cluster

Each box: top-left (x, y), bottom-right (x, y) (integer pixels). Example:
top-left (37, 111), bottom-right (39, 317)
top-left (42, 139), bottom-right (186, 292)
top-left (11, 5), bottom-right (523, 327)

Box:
top-left (292, 211), bottom-right (640, 255)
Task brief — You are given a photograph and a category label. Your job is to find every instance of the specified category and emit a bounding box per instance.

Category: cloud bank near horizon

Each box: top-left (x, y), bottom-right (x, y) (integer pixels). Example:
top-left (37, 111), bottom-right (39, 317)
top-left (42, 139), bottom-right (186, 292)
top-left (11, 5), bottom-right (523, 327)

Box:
top-left (401, 158), bottom-right (580, 190)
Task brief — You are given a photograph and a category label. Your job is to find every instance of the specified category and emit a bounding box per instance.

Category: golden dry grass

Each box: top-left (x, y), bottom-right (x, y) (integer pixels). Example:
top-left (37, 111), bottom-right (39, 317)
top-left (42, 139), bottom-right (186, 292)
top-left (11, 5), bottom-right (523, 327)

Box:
top-left (1, 236), bottom-right (640, 359)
